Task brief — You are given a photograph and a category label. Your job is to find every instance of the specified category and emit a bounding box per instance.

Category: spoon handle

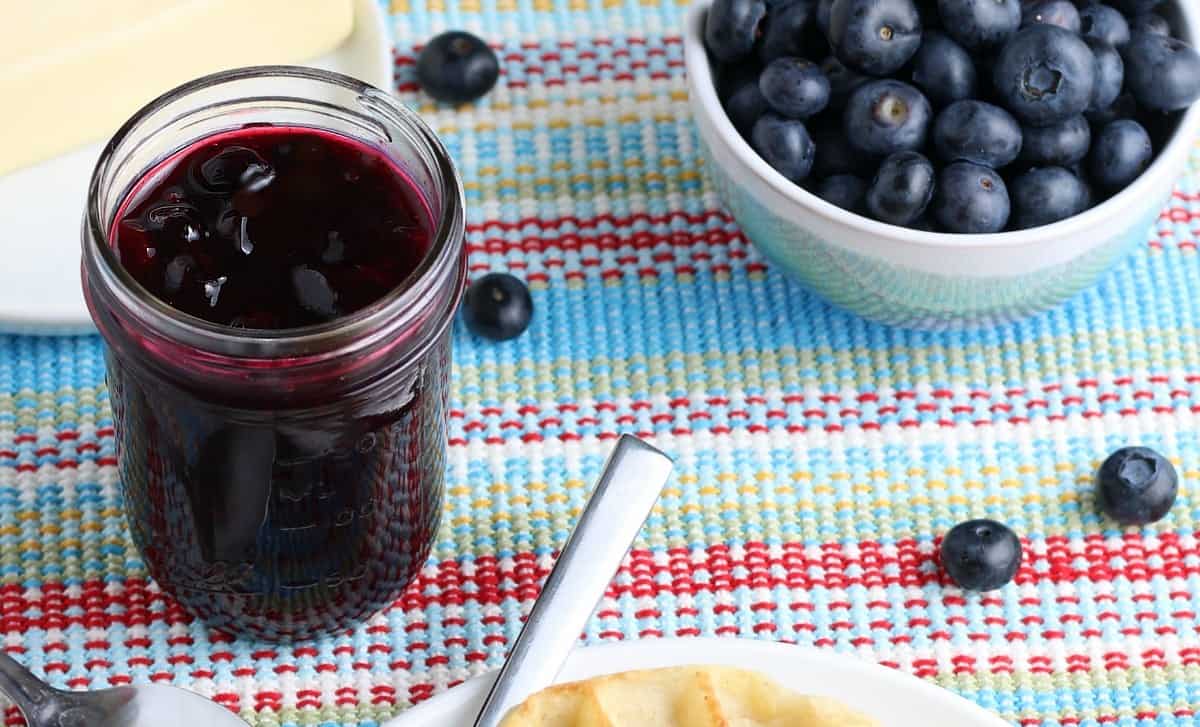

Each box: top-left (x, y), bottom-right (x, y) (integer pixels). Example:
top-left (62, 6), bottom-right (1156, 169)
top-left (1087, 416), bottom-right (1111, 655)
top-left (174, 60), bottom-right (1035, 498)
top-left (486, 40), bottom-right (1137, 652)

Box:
top-left (471, 434), bottom-right (674, 727)
top-left (0, 650), bottom-right (59, 721)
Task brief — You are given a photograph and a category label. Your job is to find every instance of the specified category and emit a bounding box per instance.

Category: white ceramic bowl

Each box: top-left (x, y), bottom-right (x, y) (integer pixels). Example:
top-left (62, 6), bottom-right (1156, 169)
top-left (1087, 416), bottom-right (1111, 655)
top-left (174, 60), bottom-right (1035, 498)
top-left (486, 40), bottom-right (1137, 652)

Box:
top-left (384, 639), bottom-right (1011, 726)
top-left (683, 2), bottom-right (1200, 329)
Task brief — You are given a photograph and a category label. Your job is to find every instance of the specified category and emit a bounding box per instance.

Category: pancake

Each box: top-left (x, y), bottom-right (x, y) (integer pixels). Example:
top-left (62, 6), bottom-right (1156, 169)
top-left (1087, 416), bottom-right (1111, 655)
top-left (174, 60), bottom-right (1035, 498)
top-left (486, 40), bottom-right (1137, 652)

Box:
top-left (498, 665), bottom-right (878, 726)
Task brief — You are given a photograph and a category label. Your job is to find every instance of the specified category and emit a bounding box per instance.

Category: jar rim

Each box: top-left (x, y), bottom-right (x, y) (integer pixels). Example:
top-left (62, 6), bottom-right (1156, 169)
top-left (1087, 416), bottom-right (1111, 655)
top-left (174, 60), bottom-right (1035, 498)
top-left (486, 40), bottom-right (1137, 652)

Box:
top-left (83, 65), bottom-right (465, 361)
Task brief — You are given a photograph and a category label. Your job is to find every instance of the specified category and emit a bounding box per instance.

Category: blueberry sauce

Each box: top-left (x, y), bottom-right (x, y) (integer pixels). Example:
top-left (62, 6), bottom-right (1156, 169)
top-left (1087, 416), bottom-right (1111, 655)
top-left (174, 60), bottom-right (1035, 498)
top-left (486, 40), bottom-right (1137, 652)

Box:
top-left (102, 125), bottom-right (450, 640)
top-left (112, 125), bottom-right (432, 328)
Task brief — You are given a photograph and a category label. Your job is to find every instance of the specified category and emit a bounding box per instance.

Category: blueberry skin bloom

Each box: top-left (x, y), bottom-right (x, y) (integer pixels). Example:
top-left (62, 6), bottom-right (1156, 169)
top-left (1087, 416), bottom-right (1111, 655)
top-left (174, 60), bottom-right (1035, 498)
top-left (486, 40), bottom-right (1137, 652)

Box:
top-left (937, 0), bottom-right (1021, 51)
top-left (933, 162), bottom-right (1010, 233)
top-left (1088, 39), bottom-right (1125, 112)
top-left (1010, 166), bottom-right (1090, 229)
top-left (843, 80), bottom-right (933, 156)
top-left (1096, 446), bottom-right (1179, 526)
top-left (1088, 118), bottom-right (1152, 189)
top-left (751, 114), bottom-right (817, 182)
top-left (1020, 0), bottom-right (1080, 33)
top-left (1121, 32), bottom-right (1200, 112)
top-left (705, 0), bottom-right (768, 62)
top-left (865, 151), bottom-right (935, 225)
top-left (1019, 114), bottom-right (1091, 166)
top-left (940, 519), bottom-right (1022, 592)
top-left (932, 100), bottom-right (1022, 168)
top-left (1079, 4), bottom-right (1130, 47)
top-left (993, 25), bottom-right (1097, 126)
top-left (828, 0), bottom-right (923, 76)
top-left (759, 57), bottom-right (832, 118)
top-left (910, 30), bottom-right (978, 108)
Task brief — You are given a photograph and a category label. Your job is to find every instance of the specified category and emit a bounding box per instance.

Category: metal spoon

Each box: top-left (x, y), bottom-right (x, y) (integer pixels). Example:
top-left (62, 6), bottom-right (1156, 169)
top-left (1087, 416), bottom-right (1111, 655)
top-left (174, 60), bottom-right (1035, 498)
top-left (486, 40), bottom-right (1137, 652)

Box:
top-left (0, 658), bottom-right (248, 727)
top-left (470, 434), bottom-right (673, 727)
top-left (0, 434), bottom-right (671, 727)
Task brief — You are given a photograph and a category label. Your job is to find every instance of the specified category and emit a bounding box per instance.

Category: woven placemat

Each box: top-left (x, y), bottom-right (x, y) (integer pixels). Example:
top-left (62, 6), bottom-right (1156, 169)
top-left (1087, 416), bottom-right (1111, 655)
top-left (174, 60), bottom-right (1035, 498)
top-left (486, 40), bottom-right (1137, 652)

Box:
top-left (0, 0), bottom-right (1198, 725)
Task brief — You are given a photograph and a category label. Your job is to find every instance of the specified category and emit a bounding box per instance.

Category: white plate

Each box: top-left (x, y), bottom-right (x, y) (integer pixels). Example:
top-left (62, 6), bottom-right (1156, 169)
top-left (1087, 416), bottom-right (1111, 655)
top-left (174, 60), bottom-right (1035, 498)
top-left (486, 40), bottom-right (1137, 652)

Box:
top-left (384, 638), bottom-right (1009, 726)
top-left (0, 0), bottom-right (393, 335)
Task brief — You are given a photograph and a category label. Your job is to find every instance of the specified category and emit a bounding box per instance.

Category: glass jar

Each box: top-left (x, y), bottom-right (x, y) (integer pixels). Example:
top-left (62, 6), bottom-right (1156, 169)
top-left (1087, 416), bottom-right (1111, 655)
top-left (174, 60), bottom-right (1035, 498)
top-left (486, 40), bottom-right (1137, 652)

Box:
top-left (81, 67), bottom-right (465, 640)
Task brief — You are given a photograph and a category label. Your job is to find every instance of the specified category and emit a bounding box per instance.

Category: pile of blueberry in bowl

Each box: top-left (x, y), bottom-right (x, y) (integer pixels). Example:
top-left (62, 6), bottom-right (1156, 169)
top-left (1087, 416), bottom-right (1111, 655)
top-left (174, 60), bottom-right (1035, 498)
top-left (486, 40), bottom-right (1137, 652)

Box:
top-left (682, 0), bottom-right (1200, 329)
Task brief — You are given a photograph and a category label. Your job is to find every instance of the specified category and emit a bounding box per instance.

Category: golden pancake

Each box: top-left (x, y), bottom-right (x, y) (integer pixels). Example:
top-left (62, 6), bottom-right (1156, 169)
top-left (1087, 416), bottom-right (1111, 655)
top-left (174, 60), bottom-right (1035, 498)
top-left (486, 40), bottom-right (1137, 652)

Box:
top-left (498, 665), bottom-right (878, 726)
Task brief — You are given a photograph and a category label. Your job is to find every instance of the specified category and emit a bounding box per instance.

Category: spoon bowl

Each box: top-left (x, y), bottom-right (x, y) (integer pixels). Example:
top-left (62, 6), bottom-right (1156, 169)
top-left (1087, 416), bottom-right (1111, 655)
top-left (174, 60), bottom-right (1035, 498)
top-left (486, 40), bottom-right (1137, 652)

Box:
top-left (93, 684), bottom-right (250, 727)
top-left (0, 662), bottom-right (250, 727)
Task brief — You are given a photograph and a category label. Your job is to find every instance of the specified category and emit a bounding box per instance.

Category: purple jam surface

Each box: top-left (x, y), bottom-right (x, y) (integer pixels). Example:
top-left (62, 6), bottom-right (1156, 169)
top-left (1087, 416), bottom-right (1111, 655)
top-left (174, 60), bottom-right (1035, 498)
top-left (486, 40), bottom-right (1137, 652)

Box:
top-left (112, 125), bottom-right (432, 328)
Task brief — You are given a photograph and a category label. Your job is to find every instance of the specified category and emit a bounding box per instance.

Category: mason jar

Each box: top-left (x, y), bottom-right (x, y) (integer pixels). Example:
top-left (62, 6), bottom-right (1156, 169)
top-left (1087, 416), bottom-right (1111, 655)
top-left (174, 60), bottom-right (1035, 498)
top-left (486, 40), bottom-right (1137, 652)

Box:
top-left (81, 67), bottom-right (465, 640)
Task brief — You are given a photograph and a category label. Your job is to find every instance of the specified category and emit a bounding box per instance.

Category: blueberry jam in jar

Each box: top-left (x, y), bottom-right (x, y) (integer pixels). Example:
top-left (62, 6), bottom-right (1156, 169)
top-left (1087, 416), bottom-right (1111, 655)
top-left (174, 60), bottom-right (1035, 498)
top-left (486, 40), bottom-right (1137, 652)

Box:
top-left (82, 68), bottom-right (466, 640)
top-left (112, 126), bottom-right (432, 328)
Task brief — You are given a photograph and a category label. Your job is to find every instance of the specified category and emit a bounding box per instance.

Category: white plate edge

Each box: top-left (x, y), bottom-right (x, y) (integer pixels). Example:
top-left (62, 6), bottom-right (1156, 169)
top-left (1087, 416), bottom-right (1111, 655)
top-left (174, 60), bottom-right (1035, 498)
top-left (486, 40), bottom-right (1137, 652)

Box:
top-left (384, 638), bottom-right (1012, 727)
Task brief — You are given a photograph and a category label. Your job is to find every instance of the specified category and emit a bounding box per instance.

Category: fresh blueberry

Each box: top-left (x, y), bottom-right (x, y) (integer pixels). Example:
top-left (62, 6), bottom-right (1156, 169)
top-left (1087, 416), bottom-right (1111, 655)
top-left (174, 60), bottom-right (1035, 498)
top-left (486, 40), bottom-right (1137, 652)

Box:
top-left (1130, 12), bottom-right (1171, 37)
top-left (1010, 166), bottom-right (1089, 228)
top-left (759, 0), bottom-right (816, 62)
top-left (760, 57), bottom-right (831, 118)
top-left (816, 174), bottom-right (868, 211)
top-left (816, 0), bottom-right (835, 38)
top-left (416, 31), bottom-right (500, 104)
top-left (910, 31), bottom-right (978, 107)
top-left (722, 72), bottom-right (771, 135)
top-left (811, 120), bottom-right (874, 176)
top-left (937, 0), bottom-right (1021, 51)
top-left (844, 80), bottom-right (933, 155)
top-left (1019, 114), bottom-right (1091, 166)
top-left (993, 25), bottom-right (1097, 125)
top-left (752, 113), bottom-right (817, 182)
top-left (1121, 32), bottom-right (1200, 111)
top-left (1079, 4), bottom-right (1130, 47)
top-left (716, 58), bottom-right (764, 98)
top-left (705, 0), bottom-right (768, 62)
top-left (866, 151), bottom-right (935, 225)
top-left (933, 162), bottom-right (1010, 233)
top-left (1111, 0), bottom-right (1164, 14)
top-left (1088, 118), bottom-right (1152, 188)
top-left (940, 519), bottom-right (1022, 591)
top-left (1020, 0), bottom-right (1079, 33)
top-left (1085, 91), bottom-right (1139, 126)
top-left (1096, 446), bottom-right (1178, 526)
top-left (933, 100), bottom-right (1023, 168)
top-left (463, 272), bottom-right (534, 341)
top-left (1088, 40), bottom-right (1125, 112)
top-left (821, 55), bottom-right (871, 108)
top-left (828, 0), bottom-right (923, 75)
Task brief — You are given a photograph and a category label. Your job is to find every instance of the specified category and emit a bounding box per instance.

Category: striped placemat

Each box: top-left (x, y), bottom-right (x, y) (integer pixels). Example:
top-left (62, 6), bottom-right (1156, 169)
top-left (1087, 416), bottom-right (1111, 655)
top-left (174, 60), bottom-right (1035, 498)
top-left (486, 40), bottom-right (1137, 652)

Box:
top-left (0, 0), bottom-right (1198, 724)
